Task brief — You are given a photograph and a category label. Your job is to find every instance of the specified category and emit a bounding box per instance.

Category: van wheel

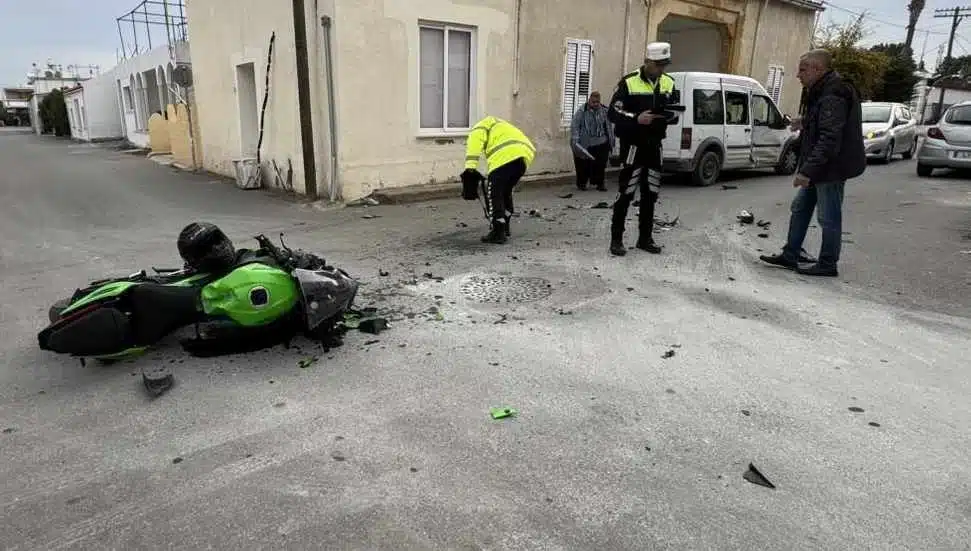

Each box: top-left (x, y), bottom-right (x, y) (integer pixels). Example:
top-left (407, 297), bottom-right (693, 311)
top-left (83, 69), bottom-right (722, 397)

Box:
top-left (775, 146), bottom-right (798, 175)
top-left (692, 150), bottom-right (721, 186)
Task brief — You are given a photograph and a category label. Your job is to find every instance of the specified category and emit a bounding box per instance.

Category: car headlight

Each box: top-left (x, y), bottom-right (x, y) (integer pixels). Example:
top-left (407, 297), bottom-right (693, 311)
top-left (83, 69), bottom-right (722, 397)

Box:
top-left (866, 130), bottom-right (886, 139)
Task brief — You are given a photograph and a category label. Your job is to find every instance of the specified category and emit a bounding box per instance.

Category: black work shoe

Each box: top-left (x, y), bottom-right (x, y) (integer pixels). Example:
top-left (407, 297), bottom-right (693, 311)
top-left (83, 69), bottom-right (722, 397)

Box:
top-left (481, 225), bottom-right (507, 244)
top-left (636, 237), bottom-right (662, 254)
top-left (796, 262), bottom-right (838, 277)
top-left (759, 253), bottom-right (798, 269)
top-left (609, 240), bottom-right (627, 256)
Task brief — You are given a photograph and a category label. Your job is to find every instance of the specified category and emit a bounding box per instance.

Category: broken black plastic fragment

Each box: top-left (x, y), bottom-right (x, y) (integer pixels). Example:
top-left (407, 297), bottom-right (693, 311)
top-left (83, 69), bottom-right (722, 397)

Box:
top-left (142, 366), bottom-right (174, 397)
top-left (743, 463), bottom-right (775, 489)
top-left (662, 350), bottom-right (675, 359)
top-left (359, 318), bottom-right (388, 334)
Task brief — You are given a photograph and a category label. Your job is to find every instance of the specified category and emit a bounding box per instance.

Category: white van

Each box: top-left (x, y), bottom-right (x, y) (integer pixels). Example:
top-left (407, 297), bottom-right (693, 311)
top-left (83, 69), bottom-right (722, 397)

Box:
top-left (658, 71), bottom-right (800, 186)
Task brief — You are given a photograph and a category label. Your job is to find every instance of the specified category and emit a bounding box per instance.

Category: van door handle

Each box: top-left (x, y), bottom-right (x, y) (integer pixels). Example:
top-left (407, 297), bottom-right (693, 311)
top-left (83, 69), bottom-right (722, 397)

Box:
top-left (744, 128), bottom-right (751, 132)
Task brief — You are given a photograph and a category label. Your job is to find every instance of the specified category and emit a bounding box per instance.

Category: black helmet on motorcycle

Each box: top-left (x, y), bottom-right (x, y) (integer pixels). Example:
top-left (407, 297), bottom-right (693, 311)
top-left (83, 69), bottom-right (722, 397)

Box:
top-left (177, 222), bottom-right (236, 273)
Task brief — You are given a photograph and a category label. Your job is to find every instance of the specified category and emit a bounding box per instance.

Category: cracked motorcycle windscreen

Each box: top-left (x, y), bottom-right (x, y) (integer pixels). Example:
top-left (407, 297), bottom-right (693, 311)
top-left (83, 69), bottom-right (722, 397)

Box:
top-left (293, 268), bottom-right (359, 330)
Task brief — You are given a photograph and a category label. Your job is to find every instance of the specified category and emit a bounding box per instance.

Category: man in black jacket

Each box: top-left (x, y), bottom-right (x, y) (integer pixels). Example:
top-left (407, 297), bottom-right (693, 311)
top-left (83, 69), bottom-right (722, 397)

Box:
top-left (760, 49), bottom-right (865, 277)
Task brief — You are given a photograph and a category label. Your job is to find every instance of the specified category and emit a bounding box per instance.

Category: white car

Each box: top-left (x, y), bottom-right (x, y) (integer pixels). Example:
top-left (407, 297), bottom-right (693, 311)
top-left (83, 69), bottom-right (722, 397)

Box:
top-left (916, 100), bottom-right (971, 176)
top-left (860, 101), bottom-right (919, 163)
top-left (656, 71), bottom-right (800, 186)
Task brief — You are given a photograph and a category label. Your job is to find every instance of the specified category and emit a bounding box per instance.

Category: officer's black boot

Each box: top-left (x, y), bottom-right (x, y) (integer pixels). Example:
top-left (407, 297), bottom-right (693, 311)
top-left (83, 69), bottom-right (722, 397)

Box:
top-left (636, 192), bottom-right (662, 254)
top-left (481, 220), bottom-right (508, 244)
top-left (610, 238), bottom-right (627, 256)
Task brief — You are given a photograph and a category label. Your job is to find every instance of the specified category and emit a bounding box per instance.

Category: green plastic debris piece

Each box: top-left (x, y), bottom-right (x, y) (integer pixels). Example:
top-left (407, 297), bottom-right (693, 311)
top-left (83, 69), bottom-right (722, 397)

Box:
top-left (490, 407), bottom-right (517, 419)
top-left (298, 356), bottom-right (319, 369)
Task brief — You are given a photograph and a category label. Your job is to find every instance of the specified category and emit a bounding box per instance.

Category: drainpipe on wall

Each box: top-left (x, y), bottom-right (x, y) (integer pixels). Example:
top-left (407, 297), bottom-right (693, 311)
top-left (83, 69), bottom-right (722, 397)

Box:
top-left (749, 0), bottom-right (769, 75)
top-left (321, 15), bottom-right (340, 202)
top-left (622, 0), bottom-right (632, 73)
top-left (643, 0), bottom-right (652, 54)
top-left (292, 0), bottom-right (318, 197)
top-left (512, 0), bottom-right (523, 96)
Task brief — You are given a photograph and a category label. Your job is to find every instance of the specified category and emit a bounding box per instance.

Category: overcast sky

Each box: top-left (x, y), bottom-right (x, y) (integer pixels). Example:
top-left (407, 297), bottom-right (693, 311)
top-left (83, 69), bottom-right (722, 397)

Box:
top-left (1, 0), bottom-right (969, 88)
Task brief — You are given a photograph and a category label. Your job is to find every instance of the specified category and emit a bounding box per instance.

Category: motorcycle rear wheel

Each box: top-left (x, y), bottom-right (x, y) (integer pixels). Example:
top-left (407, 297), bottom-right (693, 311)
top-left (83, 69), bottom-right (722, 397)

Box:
top-left (48, 298), bottom-right (71, 323)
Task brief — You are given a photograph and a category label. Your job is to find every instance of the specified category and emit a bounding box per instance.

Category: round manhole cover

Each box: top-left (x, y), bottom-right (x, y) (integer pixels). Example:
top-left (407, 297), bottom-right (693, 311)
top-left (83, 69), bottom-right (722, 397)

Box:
top-left (459, 274), bottom-right (553, 303)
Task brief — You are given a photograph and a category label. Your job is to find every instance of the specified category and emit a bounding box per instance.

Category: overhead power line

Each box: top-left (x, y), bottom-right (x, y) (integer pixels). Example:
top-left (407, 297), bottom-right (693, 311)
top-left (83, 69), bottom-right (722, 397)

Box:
top-left (821, 1), bottom-right (951, 35)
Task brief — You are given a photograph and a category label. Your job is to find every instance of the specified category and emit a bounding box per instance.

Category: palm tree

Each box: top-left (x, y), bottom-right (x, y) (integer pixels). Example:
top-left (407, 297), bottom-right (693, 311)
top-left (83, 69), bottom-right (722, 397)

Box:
top-left (905, 0), bottom-right (925, 53)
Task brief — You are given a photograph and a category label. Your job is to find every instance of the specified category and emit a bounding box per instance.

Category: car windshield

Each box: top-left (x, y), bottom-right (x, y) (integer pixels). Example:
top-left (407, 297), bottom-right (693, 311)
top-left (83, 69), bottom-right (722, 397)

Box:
top-left (861, 105), bottom-right (892, 123)
top-left (945, 105), bottom-right (971, 124)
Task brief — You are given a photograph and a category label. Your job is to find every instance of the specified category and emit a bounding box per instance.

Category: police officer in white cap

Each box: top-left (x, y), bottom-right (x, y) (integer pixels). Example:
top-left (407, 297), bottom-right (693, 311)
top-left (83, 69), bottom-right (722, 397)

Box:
top-left (606, 42), bottom-right (680, 256)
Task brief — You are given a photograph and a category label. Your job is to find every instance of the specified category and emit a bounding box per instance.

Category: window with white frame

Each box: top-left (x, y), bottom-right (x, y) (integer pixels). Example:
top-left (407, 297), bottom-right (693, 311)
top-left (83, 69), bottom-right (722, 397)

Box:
top-left (766, 65), bottom-right (784, 106)
top-left (561, 38), bottom-right (594, 127)
top-left (419, 21), bottom-right (475, 132)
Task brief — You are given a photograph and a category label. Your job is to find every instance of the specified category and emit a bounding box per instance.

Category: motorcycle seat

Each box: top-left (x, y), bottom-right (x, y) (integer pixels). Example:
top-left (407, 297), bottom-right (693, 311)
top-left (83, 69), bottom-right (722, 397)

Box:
top-left (127, 284), bottom-right (202, 345)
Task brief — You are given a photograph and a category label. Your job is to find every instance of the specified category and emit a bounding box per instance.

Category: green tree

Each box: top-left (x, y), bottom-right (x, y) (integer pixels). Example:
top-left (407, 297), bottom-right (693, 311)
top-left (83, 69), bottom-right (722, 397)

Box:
top-left (870, 43), bottom-right (919, 102)
top-left (813, 13), bottom-right (890, 100)
top-left (937, 54), bottom-right (971, 78)
top-left (38, 89), bottom-right (70, 137)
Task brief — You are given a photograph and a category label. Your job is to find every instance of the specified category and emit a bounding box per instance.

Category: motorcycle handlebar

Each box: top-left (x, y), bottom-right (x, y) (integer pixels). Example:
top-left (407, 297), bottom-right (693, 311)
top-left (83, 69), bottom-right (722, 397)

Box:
top-left (255, 234), bottom-right (287, 264)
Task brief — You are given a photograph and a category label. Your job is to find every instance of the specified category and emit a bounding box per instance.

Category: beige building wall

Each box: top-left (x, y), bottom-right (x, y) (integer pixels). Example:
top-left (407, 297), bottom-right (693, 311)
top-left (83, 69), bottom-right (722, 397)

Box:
top-left (185, 0), bottom-right (818, 201)
top-left (511, 0), bottom-right (649, 176)
top-left (185, 0), bottom-right (308, 192)
top-left (330, 0), bottom-right (517, 201)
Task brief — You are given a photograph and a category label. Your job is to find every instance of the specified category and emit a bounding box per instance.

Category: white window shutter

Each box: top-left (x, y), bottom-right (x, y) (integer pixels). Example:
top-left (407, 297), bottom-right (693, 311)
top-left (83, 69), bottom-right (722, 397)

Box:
top-left (561, 39), bottom-right (595, 127)
top-left (766, 65), bottom-right (784, 105)
top-left (561, 42), bottom-right (579, 127)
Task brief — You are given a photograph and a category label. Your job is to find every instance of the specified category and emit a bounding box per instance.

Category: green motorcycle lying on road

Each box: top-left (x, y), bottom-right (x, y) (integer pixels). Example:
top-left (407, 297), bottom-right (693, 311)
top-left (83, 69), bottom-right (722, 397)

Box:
top-left (38, 222), bottom-right (360, 362)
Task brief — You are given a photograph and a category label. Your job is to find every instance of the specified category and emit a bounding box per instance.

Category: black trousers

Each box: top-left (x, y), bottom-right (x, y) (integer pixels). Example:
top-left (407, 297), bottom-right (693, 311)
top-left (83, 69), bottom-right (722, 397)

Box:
top-left (573, 142), bottom-right (610, 190)
top-left (611, 141), bottom-right (662, 241)
top-left (485, 157), bottom-right (527, 225)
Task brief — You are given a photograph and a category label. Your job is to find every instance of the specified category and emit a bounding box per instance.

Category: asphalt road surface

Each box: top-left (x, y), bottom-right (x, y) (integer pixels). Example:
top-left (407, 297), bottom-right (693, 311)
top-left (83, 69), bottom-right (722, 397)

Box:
top-left (1, 129), bottom-right (969, 550)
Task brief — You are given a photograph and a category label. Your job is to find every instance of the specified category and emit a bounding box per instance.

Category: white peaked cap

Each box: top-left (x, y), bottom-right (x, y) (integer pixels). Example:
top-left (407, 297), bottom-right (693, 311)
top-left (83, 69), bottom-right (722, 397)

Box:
top-left (646, 42), bottom-right (672, 62)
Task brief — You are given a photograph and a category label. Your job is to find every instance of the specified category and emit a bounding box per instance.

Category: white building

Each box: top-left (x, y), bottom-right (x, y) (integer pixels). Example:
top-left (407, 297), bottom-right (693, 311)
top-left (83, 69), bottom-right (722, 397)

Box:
top-left (63, 72), bottom-right (126, 142)
top-left (918, 76), bottom-right (971, 124)
top-left (111, 42), bottom-right (191, 148)
top-left (25, 62), bottom-right (98, 135)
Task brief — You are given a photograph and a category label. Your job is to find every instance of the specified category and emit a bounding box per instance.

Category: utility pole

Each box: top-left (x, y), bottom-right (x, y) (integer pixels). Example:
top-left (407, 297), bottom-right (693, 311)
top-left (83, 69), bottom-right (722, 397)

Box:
top-left (932, 6), bottom-right (971, 121)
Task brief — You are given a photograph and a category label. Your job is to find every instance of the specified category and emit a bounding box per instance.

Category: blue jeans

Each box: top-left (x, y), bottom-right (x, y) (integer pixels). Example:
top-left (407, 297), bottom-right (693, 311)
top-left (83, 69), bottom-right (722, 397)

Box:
top-left (782, 181), bottom-right (845, 268)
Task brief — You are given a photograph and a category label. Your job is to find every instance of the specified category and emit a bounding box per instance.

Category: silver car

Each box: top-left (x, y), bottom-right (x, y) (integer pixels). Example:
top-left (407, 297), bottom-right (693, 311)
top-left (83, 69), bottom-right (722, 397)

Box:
top-left (861, 102), bottom-right (919, 163)
top-left (916, 100), bottom-right (971, 176)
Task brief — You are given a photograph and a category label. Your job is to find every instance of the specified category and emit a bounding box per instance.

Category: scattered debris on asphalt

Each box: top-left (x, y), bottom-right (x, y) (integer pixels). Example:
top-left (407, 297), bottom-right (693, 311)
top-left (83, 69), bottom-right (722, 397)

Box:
top-left (741, 409), bottom-right (752, 416)
top-left (558, 192), bottom-right (574, 199)
top-left (2, 427), bottom-right (17, 434)
top-left (848, 406), bottom-right (865, 413)
top-left (591, 201), bottom-right (610, 209)
top-left (142, 366), bottom-right (174, 397)
top-left (490, 406), bottom-right (517, 419)
top-left (722, 184), bottom-right (738, 190)
top-left (359, 318), bottom-right (389, 334)
top-left (757, 220), bottom-right (771, 228)
top-left (662, 349), bottom-right (676, 359)
top-left (494, 314), bottom-right (509, 324)
top-left (743, 463), bottom-right (776, 489)
top-left (869, 421), bottom-right (881, 427)
top-left (758, 233), bottom-right (770, 238)
top-left (737, 210), bottom-right (755, 224)
top-left (654, 215), bottom-right (679, 230)
top-left (347, 196), bottom-right (380, 207)
top-left (172, 456), bottom-right (184, 464)
top-left (297, 356), bottom-right (319, 368)
top-left (361, 214), bottom-right (379, 219)
top-left (379, 269), bottom-right (390, 276)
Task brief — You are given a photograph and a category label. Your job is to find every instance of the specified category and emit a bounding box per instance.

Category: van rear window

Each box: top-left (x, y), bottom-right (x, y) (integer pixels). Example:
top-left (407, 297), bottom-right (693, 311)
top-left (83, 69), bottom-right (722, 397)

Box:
top-left (694, 89), bottom-right (724, 125)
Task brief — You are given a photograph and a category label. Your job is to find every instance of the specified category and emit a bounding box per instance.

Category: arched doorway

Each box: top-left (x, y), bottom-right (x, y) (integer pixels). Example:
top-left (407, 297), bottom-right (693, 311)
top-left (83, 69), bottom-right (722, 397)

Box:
top-left (657, 15), bottom-right (729, 73)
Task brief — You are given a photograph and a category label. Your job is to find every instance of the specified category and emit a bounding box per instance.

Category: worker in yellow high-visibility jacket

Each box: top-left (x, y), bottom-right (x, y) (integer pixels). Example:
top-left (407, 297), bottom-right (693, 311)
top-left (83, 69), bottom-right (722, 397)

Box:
top-left (460, 115), bottom-right (536, 244)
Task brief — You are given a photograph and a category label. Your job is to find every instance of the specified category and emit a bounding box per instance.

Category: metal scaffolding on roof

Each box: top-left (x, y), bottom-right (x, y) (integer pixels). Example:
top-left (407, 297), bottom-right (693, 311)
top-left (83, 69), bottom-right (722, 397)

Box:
top-left (116, 0), bottom-right (188, 59)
